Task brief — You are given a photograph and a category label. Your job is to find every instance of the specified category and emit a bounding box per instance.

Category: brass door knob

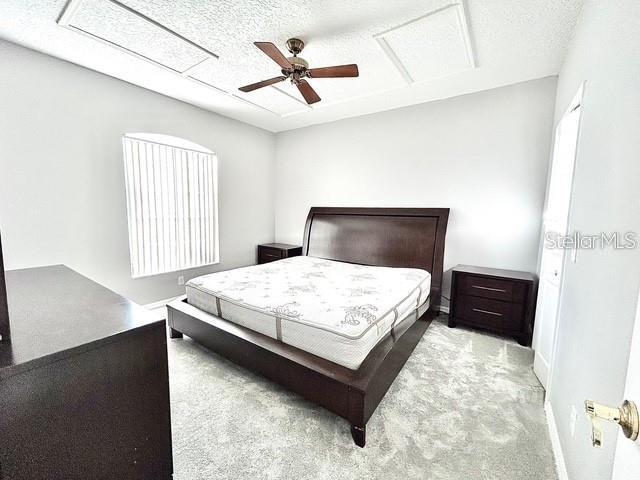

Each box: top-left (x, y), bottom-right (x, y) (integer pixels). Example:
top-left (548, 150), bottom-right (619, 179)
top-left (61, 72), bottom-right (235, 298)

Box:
top-left (585, 399), bottom-right (639, 447)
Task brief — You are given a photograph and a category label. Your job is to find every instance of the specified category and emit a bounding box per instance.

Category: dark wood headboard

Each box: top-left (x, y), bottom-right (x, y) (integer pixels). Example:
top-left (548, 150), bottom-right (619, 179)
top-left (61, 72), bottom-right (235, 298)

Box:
top-left (302, 207), bottom-right (449, 308)
top-left (0, 233), bottom-right (10, 342)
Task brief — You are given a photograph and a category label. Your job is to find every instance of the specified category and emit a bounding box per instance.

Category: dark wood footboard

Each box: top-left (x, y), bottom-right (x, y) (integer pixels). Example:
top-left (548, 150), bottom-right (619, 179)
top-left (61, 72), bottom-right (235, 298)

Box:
top-left (168, 298), bottom-right (436, 447)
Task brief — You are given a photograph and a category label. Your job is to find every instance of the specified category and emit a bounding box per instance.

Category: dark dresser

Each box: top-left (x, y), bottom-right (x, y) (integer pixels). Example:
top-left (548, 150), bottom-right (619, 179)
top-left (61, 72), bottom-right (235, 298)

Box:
top-left (0, 236), bottom-right (8, 342)
top-left (448, 265), bottom-right (537, 346)
top-left (257, 243), bottom-right (302, 264)
top-left (0, 266), bottom-right (173, 479)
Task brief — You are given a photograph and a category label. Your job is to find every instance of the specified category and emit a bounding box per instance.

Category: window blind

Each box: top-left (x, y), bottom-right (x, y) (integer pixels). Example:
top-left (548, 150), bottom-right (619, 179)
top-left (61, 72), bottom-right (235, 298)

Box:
top-left (122, 135), bottom-right (219, 278)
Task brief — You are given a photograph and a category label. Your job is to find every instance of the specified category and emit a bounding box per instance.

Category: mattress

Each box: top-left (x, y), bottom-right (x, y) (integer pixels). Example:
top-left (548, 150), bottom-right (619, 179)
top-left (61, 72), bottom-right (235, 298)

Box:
top-left (185, 256), bottom-right (431, 370)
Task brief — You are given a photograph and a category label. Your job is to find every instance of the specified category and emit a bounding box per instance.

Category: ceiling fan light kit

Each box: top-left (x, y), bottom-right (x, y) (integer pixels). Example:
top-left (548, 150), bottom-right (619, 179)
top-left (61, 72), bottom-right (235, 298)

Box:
top-left (239, 38), bottom-right (359, 105)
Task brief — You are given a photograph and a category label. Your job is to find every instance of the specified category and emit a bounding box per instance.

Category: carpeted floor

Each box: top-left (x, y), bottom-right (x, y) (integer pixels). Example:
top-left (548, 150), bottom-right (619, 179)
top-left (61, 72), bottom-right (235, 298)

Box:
top-left (167, 315), bottom-right (557, 480)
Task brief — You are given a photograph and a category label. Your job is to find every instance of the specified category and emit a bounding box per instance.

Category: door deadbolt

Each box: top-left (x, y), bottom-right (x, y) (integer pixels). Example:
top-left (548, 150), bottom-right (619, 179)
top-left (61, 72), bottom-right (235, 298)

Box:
top-left (585, 399), bottom-right (639, 447)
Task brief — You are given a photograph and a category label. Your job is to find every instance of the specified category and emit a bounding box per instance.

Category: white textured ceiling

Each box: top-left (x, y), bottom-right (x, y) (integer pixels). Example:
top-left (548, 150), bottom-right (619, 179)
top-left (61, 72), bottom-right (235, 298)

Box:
top-left (0, 0), bottom-right (582, 132)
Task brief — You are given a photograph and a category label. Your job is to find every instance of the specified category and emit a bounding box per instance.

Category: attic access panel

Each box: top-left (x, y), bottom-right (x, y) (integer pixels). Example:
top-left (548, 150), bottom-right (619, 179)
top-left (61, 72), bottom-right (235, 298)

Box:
top-left (57, 0), bottom-right (217, 74)
top-left (375, 3), bottom-right (476, 84)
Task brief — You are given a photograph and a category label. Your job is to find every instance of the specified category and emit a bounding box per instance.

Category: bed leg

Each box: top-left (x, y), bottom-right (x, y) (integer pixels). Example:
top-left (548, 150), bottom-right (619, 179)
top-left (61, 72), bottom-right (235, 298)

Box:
top-left (350, 424), bottom-right (366, 448)
top-left (168, 327), bottom-right (183, 339)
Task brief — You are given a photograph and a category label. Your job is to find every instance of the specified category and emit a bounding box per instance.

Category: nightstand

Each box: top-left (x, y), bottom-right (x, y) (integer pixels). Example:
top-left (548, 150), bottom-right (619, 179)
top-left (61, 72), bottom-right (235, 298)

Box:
top-left (449, 265), bottom-right (537, 346)
top-left (257, 243), bottom-right (303, 264)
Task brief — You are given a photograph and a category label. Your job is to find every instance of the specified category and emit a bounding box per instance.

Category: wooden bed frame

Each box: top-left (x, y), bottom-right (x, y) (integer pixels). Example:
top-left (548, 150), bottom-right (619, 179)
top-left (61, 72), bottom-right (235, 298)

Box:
top-left (167, 207), bottom-right (449, 447)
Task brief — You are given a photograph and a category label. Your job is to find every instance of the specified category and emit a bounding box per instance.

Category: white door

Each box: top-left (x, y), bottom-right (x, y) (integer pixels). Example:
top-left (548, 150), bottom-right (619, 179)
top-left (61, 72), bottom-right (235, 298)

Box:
top-left (611, 289), bottom-right (640, 479)
top-left (532, 86), bottom-right (583, 389)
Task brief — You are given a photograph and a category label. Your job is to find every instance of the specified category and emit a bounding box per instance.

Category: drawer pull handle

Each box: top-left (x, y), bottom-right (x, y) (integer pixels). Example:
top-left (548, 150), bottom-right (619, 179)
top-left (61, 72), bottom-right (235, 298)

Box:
top-left (472, 308), bottom-right (503, 317)
top-left (472, 285), bottom-right (507, 293)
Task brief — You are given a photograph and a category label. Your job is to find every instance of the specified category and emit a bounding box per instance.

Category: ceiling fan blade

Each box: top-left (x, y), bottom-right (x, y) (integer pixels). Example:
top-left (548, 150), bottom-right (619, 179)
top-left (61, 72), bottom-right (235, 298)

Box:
top-left (296, 80), bottom-right (321, 104)
top-left (307, 64), bottom-right (359, 78)
top-left (254, 42), bottom-right (292, 70)
top-left (238, 76), bottom-right (287, 93)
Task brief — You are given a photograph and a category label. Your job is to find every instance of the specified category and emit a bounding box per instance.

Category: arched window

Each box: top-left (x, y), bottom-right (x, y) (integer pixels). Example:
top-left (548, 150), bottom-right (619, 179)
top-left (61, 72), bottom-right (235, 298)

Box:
top-left (122, 133), bottom-right (219, 278)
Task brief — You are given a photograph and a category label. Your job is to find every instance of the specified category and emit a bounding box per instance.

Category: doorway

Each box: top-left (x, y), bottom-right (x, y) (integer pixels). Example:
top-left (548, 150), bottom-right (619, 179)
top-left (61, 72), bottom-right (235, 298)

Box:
top-left (532, 85), bottom-right (584, 389)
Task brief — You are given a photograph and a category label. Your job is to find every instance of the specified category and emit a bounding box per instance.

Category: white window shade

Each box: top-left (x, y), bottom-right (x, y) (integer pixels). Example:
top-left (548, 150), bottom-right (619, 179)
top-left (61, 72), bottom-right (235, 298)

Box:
top-left (122, 135), bottom-right (219, 278)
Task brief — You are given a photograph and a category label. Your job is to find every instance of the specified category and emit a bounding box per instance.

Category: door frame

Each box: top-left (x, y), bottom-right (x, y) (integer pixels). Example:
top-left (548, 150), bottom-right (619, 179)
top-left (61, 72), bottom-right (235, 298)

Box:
top-left (534, 82), bottom-right (585, 394)
top-left (611, 287), bottom-right (640, 479)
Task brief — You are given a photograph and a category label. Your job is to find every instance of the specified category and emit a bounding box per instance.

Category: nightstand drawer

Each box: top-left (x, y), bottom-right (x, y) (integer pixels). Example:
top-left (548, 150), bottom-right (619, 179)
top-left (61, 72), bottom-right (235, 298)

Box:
top-left (259, 252), bottom-right (282, 263)
top-left (460, 274), bottom-right (525, 302)
top-left (259, 247), bottom-right (283, 259)
top-left (457, 295), bottom-right (523, 332)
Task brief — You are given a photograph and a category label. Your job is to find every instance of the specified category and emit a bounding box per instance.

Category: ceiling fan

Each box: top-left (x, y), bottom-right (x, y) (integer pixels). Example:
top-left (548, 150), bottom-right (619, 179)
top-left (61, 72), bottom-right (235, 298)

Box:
top-left (238, 38), bottom-right (359, 105)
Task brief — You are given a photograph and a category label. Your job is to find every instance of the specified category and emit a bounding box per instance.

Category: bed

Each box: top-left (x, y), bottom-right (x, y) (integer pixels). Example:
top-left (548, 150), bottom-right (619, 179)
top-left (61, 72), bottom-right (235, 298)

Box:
top-left (167, 207), bottom-right (449, 447)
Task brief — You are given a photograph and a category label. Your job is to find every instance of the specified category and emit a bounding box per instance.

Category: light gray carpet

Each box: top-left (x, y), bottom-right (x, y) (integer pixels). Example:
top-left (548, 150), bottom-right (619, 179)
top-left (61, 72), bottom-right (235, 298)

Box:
top-left (168, 316), bottom-right (557, 480)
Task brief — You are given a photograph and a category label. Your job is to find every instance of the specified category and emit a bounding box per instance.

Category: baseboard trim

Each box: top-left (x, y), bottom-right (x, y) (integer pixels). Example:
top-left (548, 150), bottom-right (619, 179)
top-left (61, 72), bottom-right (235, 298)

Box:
top-left (144, 296), bottom-right (182, 311)
top-left (534, 351), bottom-right (550, 388)
top-left (545, 401), bottom-right (569, 480)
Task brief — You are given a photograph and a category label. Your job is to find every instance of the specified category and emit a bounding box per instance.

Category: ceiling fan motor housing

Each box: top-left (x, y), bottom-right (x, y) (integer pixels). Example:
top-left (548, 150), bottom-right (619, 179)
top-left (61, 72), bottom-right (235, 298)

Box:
top-left (285, 56), bottom-right (309, 70)
top-left (283, 38), bottom-right (309, 79)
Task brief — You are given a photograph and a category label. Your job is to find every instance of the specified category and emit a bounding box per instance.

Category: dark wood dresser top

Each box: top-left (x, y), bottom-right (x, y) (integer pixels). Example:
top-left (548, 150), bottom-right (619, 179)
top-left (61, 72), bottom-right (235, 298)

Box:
top-left (259, 243), bottom-right (301, 250)
top-left (0, 265), bottom-right (162, 379)
top-left (452, 264), bottom-right (536, 282)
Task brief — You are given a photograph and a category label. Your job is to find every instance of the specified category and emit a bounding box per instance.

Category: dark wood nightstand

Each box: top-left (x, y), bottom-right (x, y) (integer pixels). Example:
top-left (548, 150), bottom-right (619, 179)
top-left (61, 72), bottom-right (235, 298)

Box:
top-left (449, 265), bottom-right (537, 346)
top-left (257, 243), bottom-right (303, 264)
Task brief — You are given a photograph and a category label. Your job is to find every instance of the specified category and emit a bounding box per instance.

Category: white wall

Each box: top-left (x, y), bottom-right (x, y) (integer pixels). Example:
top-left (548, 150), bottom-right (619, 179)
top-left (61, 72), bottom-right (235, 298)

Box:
top-left (546, 1), bottom-right (640, 478)
top-left (0, 40), bottom-right (275, 304)
top-left (274, 77), bottom-right (557, 307)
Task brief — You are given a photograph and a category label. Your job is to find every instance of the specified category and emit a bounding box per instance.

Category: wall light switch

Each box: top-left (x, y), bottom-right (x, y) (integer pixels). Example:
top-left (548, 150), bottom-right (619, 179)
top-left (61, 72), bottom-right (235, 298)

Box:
top-left (178, 275), bottom-right (185, 286)
top-left (570, 405), bottom-right (578, 436)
